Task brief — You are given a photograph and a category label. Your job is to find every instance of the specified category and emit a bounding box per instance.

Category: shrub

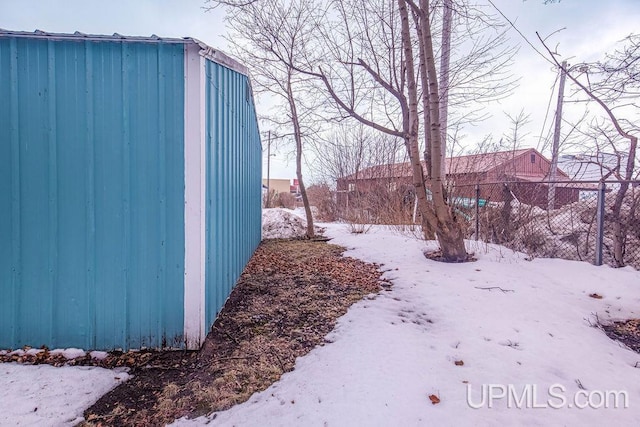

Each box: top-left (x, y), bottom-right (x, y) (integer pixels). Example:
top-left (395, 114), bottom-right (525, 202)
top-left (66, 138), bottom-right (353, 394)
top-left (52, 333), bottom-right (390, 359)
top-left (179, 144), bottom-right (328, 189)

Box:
top-left (306, 184), bottom-right (338, 221)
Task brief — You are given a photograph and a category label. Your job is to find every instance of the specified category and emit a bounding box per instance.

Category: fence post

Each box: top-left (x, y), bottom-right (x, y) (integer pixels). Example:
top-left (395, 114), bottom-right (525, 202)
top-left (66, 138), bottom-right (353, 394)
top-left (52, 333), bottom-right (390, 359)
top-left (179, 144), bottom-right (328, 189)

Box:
top-left (475, 184), bottom-right (480, 241)
top-left (595, 181), bottom-right (606, 266)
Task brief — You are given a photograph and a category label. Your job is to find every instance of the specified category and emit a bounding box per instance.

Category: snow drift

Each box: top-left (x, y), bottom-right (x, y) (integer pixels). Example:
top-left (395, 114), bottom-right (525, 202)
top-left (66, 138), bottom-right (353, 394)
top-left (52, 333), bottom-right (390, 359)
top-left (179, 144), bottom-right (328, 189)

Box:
top-left (262, 208), bottom-right (322, 239)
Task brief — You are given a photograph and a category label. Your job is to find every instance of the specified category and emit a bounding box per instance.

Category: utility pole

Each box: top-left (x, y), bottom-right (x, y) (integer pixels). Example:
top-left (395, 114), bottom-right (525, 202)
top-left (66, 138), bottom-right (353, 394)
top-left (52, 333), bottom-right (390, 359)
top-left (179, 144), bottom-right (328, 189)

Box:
top-left (548, 60), bottom-right (568, 211)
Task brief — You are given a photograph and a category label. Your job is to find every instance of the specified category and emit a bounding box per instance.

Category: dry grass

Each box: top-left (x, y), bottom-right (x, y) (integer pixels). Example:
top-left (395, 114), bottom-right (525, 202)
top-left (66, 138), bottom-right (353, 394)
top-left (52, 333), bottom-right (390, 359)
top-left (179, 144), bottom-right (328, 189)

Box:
top-left (603, 319), bottom-right (640, 354)
top-left (83, 239), bottom-right (384, 426)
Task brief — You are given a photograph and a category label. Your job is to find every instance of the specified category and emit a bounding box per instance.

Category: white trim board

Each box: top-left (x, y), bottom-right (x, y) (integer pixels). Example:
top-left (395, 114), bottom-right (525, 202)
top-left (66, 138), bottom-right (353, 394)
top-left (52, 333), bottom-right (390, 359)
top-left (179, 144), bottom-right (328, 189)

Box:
top-left (183, 43), bottom-right (207, 350)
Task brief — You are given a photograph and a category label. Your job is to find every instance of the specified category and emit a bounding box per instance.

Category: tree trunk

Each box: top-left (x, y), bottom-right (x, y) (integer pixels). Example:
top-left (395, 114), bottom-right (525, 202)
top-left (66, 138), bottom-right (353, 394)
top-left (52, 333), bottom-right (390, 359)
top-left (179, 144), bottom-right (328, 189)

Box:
top-left (435, 219), bottom-right (468, 261)
top-left (287, 71), bottom-right (315, 239)
top-left (610, 136), bottom-right (637, 266)
top-left (500, 183), bottom-right (513, 242)
top-left (398, 0), bottom-right (437, 242)
top-left (412, 7), bottom-right (436, 240)
top-left (439, 0), bottom-right (453, 178)
top-left (417, 0), bottom-right (469, 261)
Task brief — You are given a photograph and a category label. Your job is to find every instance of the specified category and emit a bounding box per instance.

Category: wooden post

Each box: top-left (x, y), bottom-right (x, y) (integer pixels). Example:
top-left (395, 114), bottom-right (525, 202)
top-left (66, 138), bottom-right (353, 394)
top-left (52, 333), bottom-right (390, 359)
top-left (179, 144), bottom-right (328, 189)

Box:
top-left (475, 184), bottom-right (480, 241)
top-left (595, 181), bottom-right (606, 266)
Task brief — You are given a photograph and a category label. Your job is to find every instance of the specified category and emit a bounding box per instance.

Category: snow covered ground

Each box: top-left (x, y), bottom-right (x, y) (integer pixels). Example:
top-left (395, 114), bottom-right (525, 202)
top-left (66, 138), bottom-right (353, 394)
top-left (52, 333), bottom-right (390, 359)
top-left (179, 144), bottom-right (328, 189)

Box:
top-left (175, 223), bottom-right (640, 426)
top-left (4, 222), bottom-right (640, 426)
top-left (0, 363), bottom-right (129, 426)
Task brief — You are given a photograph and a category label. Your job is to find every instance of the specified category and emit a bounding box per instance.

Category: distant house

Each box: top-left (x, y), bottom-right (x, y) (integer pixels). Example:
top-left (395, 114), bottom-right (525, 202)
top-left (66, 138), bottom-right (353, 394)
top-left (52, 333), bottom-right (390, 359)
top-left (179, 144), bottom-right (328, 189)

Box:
top-left (262, 178), bottom-right (302, 200)
top-left (558, 152), bottom-right (630, 181)
top-left (290, 178), bottom-right (301, 197)
top-left (263, 178), bottom-right (293, 196)
top-left (337, 148), bottom-right (582, 211)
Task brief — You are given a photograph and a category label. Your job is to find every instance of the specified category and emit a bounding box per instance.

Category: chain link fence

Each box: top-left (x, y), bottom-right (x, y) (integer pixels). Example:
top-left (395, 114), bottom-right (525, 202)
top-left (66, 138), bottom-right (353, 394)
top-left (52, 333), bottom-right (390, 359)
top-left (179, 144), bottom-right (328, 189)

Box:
top-left (450, 180), bottom-right (640, 269)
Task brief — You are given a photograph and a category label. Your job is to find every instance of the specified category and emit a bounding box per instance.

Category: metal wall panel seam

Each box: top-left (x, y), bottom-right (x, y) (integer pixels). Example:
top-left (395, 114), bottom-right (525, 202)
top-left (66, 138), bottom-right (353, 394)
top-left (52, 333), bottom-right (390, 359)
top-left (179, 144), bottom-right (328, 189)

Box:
top-left (211, 61), bottom-right (219, 320)
top-left (203, 60), bottom-right (210, 325)
top-left (157, 42), bottom-right (167, 346)
top-left (238, 76), bottom-right (243, 265)
top-left (47, 39), bottom-right (58, 345)
top-left (226, 67), bottom-right (232, 298)
top-left (210, 60), bottom-right (216, 324)
top-left (234, 74), bottom-right (240, 281)
top-left (204, 60), bottom-right (211, 326)
top-left (222, 66), bottom-right (229, 301)
top-left (216, 62), bottom-right (224, 320)
top-left (228, 68), bottom-right (234, 298)
top-left (229, 71), bottom-right (235, 286)
top-left (9, 37), bottom-right (21, 347)
top-left (214, 62), bottom-right (222, 322)
top-left (236, 74), bottom-right (242, 279)
top-left (85, 40), bottom-right (97, 348)
top-left (245, 79), bottom-right (249, 262)
top-left (198, 53), bottom-right (207, 347)
top-left (122, 41), bottom-right (131, 350)
top-left (205, 59), bottom-right (213, 325)
top-left (237, 79), bottom-right (241, 284)
top-left (214, 63), bottom-right (221, 310)
top-left (212, 62), bottom-right (219, 319)
top-left (239, 77), bottom-right (244, 264)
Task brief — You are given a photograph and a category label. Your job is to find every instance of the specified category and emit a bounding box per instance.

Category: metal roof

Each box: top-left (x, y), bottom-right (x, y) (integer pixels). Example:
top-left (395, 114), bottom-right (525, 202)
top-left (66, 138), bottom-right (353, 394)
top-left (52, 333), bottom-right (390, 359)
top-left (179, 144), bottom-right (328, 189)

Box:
top-left (0, 28), bottom-right (249, 76)
top-left (339, 148), bottom-right (574, 181)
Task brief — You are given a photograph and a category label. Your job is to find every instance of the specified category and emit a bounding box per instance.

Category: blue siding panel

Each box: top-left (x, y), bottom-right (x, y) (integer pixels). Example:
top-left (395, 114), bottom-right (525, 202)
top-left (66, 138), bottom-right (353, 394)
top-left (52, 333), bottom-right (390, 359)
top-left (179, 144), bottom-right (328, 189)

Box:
top-left (0, 37), bottom-right (186, 350)
top-left (204, 60), bottom-right (262, 328)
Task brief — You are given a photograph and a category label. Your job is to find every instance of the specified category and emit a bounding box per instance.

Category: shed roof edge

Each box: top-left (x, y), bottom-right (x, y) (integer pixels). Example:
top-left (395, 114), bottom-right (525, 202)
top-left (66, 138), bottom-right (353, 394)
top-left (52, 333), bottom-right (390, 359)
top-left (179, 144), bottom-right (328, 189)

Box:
top-left (0, 28), bottom-right (249, 76)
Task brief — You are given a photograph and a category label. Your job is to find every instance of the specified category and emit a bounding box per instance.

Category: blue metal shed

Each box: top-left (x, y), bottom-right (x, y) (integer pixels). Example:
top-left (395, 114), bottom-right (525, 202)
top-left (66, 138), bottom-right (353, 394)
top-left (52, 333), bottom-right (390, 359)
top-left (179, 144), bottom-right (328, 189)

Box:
top-left (0, 30), bottom-right (262, 350)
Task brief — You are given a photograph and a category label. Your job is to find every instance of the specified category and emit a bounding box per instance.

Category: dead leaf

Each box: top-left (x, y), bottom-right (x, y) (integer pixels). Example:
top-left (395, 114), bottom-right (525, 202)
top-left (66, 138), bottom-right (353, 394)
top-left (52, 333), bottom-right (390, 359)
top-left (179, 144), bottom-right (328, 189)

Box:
top-left (589, 293), bottom-right (603, 299)
top-left (454, 360), bottom-right (464, 366)
top-left (428, 394), bottom-right (441, 405)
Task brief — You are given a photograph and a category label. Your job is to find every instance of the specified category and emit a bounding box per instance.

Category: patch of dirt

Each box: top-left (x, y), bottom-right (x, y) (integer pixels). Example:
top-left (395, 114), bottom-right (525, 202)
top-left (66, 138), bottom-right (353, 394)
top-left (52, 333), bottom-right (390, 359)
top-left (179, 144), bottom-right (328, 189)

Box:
top-left (603, 319), bottom-right (640, 354)
top-left (0, 347), bottom-right (195, 370)
top-left (423, 249), bottom-right (477, 263)
top-left (82, 239), bottom-right (385, 426)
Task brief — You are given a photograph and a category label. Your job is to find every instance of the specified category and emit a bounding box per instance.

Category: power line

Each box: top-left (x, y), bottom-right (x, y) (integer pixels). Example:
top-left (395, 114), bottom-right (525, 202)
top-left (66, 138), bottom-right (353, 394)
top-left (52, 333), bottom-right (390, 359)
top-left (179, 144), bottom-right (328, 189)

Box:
top-left (486, 0), bottom-right (556, 67)
top-left (486, 0), bottom-right (568, 154)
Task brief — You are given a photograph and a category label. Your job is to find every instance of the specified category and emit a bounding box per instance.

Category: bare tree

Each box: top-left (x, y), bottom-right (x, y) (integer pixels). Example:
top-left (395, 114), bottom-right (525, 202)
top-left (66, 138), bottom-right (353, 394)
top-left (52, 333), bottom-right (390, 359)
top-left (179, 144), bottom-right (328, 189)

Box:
top-left (538, 33), bottom-right (639, 266)
top-left (209, 0), bottom-right (322, 238)
top-left (211, 0), bottom-right (516, 261)
top-left (308, 122), bottom-right (407, 222)
top-left (310, 122), bottom-right (404, 185)
top-left (311, 0), bottom-right (516, 260)
top-left (504, 110), bottom-right (531, 151)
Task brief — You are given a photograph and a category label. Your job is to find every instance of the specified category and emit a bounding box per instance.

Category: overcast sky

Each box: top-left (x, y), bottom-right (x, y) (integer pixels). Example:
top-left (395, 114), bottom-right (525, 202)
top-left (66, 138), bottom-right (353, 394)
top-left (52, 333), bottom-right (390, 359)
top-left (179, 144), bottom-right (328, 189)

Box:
top-left (2, 0), bottom-right (639, 180)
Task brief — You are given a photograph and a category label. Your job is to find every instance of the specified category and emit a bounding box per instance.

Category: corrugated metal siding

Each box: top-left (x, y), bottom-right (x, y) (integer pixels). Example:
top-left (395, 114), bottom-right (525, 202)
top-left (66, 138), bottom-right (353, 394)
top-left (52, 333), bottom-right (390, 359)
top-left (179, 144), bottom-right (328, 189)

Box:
top-left (204, 60), bottom-right (262, 328)
top-left (0, 37), bottom-right (185, 350)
